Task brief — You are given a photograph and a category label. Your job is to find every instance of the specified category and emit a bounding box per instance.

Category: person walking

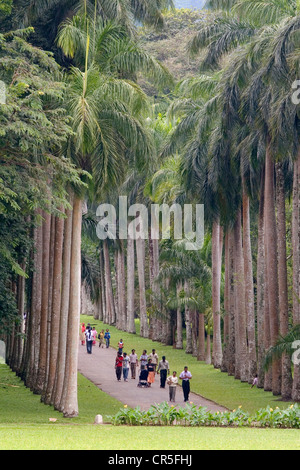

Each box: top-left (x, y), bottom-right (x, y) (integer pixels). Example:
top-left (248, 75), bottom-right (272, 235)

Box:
top-left (91, 327), bottom-right (97, 345)
top-left (157, 356), bottom-right (169, 389)
top-left (98, 330), bottom-right (104, 348)
top-left (118, 339), bottom-right (124, 355)
top-left (80, 323), bottom-right (86, 346)
top-left (85, 326), bottom-right (93, 354)
top-left (115, 352), bottom-right (123, 381)
top-left (122, 353), bottom-right (130, 382)
top-left (167, 371), bottom-right (178, 403)
top-left (146, 359), bottom-right (155, 387)
top-left (140, 350), bottom-right (148, 371)
top-left (149, 349), bottom-right (159, 371)
top-left (129, 349), bottom-right (138, 379)
top-left (104, 329), bottom-right (111, 348)
top-left (179, 366), bottom-right (192, 402)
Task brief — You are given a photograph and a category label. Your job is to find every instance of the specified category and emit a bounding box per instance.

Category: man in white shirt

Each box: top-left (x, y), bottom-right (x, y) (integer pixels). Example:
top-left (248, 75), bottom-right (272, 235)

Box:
top-left (179, 366), bottom-right (192, 402)
top-left (167, 371), bottom-right (178, 402)
top-left (148, 349), bottom-right (159, 371)
top-left (129, 349), bottom-right (138, 379)
top-left (140, 350), bottom-right (148, 370)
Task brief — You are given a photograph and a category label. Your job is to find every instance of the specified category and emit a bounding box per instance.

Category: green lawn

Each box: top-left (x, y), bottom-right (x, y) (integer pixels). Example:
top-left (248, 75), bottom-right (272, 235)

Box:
top-left (0, 364), bottom-right (122, 425)
top-left (82, 315), bottom-right (295, 413)
top-left (0, 424), bottom-right (299, 450)
top-left (1, 361), bottom-right (299, 450)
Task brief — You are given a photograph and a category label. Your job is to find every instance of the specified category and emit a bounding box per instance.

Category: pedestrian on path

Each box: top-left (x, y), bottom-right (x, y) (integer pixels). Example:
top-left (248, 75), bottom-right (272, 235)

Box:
top-left (140, 350), bottom-right (148, 371)
top-left (104, 329), bottom-right (111, 348)
top-left (98, 330), bottom-right (104, 348)
top-left (91, 327), bottom-right (97, 345)
top-left (118, 339), bottom-right (124, 354)
top-left (179, 366), bottom-right (192, 402)
top-left (157, 356), bottom-right (169, 389)
top-left (167, 371), bottom-right (178, 403)
top-left (149, 349), bottom-right (159, 371)
top-left (80, 323), bottom-right (86, 346)
top-left (115, 352), bottom-right (123, 381)
top-left (129, 349), bottom-right (138, 379)
top-left (122, 353), bottom-right (130, 382)
top-left (85, 326), bottom-right (93, 354)
top-left (146, 359), bottom-right (155, 387)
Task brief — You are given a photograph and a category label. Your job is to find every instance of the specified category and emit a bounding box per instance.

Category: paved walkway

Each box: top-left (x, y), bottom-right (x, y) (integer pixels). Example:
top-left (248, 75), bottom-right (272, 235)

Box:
top-left (78, 342), bottom-right (227, 413)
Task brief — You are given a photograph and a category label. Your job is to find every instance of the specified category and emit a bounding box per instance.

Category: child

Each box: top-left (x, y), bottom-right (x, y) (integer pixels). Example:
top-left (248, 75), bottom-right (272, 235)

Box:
top-left (118, 339), bottom-right (124, 354)
top-left (251, 374), bottom-right (258, 388)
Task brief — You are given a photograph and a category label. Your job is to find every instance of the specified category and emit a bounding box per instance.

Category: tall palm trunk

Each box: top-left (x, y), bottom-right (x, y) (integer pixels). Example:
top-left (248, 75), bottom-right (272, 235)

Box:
top-left (118, 244), bottom-right (126, 331)
top-left (212, 219), bottom-right (223, 368)
top-left (242, 187), bottom-right (257, 382)
top-left (26, 211), bottom-right (43, 390)
top-left (257, 173), bottom-right (266, 388)
top-left (292, 152), bottom-right (300, 401)
top-left (233, 209), bottom-right (248, 382)
top-left (45, 212), bottom-right (65, 405)
top-left (184, 280), bottom-right (193, 354)
top-left (197, 313), bottom-right (206, 361)
top-left (103, 239), bottom-right (116, 325)
top-left (126, 236), bottom-right (136, 334)
top-left (62, 195), bottom-right (82, 418)
top-left (176, 281), bottom-right (183, 349)
top-left (221, 231), bottom-right (230, 372)
top-left (35, 210), bottom-right (51, 394)
top-left (136, 234), bottom-right (148, 338)
top-left (227, 228), bottom-right (236, 376)
top-left (264, 144), bottom-right (281, 396)
top-left (54, 202), bottom-right (73, 411)
top-left (276, 163), bottom-right (292, 400)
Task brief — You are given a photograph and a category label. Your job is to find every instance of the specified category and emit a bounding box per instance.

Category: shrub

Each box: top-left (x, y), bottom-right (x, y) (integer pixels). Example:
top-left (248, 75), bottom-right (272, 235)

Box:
top-left (109, 402), bottom-right (300, 428)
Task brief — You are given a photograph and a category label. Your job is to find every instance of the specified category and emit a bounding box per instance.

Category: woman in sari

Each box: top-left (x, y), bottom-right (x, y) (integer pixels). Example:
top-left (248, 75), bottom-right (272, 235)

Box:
top-left (147, 359), bottom-right (155, 387)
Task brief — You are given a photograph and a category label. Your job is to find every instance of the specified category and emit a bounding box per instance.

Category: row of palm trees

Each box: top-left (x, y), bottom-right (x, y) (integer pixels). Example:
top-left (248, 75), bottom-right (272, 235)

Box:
top-left (2, 0), bottom-right (300, 419)
top-left (2, 0), bottom-right (175, 417)
top-left (84, 0), bottom-right (300, 402)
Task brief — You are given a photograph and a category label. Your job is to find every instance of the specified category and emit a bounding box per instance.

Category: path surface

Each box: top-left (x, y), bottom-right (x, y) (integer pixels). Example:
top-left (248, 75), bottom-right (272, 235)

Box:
top-left (78, 342), bottom-right (227, 412)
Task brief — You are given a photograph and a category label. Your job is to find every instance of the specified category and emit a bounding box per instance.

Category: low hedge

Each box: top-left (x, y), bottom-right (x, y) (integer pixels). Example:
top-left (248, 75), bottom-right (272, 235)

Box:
top-left (108, 402), bottom-right (300, 428)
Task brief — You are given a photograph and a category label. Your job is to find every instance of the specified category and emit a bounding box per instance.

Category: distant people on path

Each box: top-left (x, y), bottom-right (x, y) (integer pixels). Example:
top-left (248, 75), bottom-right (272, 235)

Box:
top-left (80, 323), bottom-right (86, 346)
top-left (104, 329), bottom-right (111, 348)
top-left (179, 366), bottom-right (192, 402)
top-left (122, 353), bottom-right (130, 382)
top-left (98, 330), bottom-right (104, 348)
top-left (140, 350), bottom-right (148, 371)
top-left (91, 327), bottom-right (97, 345)
top-left (85, 326), bottom-right (93, 354)
top-left (167, 371), bottom-right (178, 403)
top-left (129, 349), bottom-right (138, 379)
top-left (251, 374), bottom-right (258, 388)
top-left (118, 339), bottom-right (124, 354)
top-left (149, 349), bottom-right (159, 371)
top-left (115, 352), bottom-right (123, 381)
top-left (157, 356), bottom-right (170, 388)
top-left (146, 359), bottom-right (155, 387)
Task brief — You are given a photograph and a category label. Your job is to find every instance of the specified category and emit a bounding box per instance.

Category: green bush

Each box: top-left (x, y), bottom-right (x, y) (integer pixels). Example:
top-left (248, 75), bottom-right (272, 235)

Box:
top-left (109, 402), bottom-right (300, 429)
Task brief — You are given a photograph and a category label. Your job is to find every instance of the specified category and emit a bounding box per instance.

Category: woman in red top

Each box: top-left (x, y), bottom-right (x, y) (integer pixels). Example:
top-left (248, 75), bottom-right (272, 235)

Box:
top-left (80, 323), bottom-right (86, 345)
top-left (115, 352), bottom-right (123, 381)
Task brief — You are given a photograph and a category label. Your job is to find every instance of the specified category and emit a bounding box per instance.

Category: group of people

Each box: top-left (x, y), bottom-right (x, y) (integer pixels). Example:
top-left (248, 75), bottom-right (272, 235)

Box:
top-left (80, 323), bottom-right (111, 353)
top-left (115, 345), bottom-right (193, 403)
top-left (80, 323), bottom-right (193, 403)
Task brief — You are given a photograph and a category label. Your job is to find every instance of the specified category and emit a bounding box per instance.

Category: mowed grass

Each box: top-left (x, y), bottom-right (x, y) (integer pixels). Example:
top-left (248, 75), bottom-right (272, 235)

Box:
top-left (81, 315), bottom-right (295, 413)
top-left (0, 360), bottom-right (299, 450)
top-left (0, 424), bottom-right (299, 450)
top-left (0, 364), bottom-right (123, 425)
